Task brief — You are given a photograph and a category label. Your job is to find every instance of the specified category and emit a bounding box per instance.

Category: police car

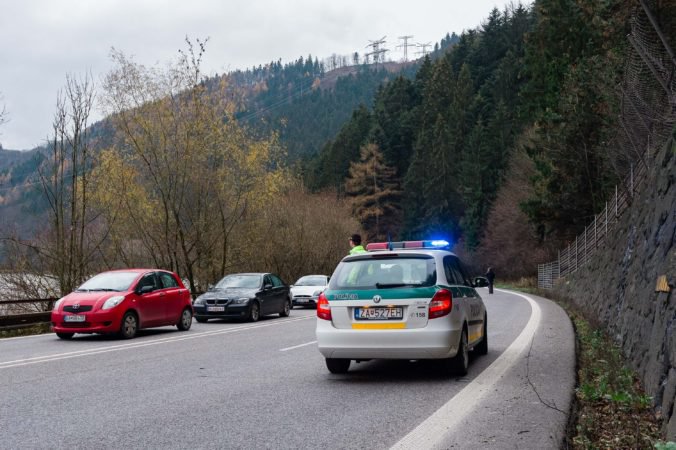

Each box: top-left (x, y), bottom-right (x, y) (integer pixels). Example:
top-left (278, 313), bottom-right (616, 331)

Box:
top-left (316, 240), bottom-right (487, 375)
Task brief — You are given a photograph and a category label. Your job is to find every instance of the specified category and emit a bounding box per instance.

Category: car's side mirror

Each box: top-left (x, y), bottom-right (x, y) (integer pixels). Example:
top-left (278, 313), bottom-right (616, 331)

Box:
top-left (264, 283), bottom-right (273, 290)
top-left (136, 285), bottom-right (154, 295)
top-left (473, 277), bottom-right (489, 288)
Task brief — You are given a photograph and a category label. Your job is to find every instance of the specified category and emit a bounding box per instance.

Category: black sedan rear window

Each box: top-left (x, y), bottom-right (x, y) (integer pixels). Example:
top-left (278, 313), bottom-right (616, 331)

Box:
top-left (215, 274), bottom-right (262, 289)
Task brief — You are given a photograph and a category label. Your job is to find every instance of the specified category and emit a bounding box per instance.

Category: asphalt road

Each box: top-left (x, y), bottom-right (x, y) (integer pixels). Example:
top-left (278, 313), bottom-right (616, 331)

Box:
top-left (0, 289), bottom-right (574, 450)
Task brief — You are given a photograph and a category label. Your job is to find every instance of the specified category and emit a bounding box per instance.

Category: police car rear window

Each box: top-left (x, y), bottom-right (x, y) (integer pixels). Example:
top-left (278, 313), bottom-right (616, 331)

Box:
top-left (329, 256), bottom-right (436, 290)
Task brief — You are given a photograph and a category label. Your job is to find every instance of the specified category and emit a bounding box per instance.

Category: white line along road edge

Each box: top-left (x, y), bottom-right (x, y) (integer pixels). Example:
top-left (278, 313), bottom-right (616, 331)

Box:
top-left (279, 340), bottom-right (317, 352)
top-left (390, 290), bottom-right (542, 450)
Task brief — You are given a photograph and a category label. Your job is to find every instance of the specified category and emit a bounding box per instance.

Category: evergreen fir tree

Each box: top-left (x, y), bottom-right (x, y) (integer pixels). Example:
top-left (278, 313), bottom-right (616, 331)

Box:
top-left (345, 143), bottom-right (402, 241)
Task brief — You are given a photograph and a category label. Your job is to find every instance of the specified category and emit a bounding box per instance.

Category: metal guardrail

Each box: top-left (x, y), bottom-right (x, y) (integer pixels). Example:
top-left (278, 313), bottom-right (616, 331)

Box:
top-left (0, 298), bottom-right (56, 331)
top-left (538, 163), bottom-right (647, 289)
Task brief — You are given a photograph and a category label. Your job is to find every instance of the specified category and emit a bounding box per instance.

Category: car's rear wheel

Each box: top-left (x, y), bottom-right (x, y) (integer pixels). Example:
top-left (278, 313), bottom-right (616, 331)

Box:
top-left (195, 317), bottom-right (209, 323)
top-left (443, 327), bottom-right (468, 376)
top-left (475, 314), bottom-right (488, 355)
top-left (56, 332), bottom-right (74, 340)
top-left (177, 308), bottom-right (192, 331)
top-left (326, 358), bottom-right (350, 374)
top-left (248, 301), bottom-right (260, 322)
top-left (279, 298), bottom-right (291, 317)
top-left (119, 311), bottom-right (138, 339)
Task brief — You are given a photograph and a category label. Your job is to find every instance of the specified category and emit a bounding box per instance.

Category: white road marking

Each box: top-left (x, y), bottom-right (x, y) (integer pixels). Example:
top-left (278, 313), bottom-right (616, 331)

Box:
top-left (0, 316), bottom-right (313, 369)
top-left (279, 340), bottom-right (317, 352)
top-left (390, 289), bottom-right (542, 450)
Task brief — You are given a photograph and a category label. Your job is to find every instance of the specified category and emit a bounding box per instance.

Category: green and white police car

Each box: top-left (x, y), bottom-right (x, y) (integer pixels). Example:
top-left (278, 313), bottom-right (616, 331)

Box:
top-left (316, 240), bottom-right (487, 375)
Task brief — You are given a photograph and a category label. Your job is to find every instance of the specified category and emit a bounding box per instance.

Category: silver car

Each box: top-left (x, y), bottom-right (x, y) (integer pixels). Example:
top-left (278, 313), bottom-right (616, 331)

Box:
top-left (291, 274), bottom-right (329, 308)
top-left (316, 240), bottom-right (487, 375)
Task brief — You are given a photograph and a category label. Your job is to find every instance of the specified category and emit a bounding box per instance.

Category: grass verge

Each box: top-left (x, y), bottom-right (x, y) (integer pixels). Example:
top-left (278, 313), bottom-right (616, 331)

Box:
top-left (566, 308), bottom-right (662, 449)
top-left (0, 323), bottom-right (52, 339)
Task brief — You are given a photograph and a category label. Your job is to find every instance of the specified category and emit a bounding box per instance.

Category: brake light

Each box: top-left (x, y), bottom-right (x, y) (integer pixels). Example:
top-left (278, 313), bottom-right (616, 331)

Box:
top-left (317, 293), bottom-right (331, 320)
top-left (429, 289), bottom-right (452, 318)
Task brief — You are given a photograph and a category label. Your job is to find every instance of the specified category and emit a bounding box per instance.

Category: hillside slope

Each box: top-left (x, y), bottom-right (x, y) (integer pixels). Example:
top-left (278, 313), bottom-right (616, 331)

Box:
top-left (0, 60), bottom-right (411, 239)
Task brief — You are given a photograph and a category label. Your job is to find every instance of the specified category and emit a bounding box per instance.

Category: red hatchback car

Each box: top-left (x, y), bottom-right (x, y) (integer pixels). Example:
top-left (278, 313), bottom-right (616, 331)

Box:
top-left (51, 269), bottom-right (193, 340)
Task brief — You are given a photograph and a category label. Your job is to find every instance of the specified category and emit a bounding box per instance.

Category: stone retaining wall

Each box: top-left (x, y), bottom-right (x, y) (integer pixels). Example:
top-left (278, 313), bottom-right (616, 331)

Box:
top-left (555, 138), bottom-right (675, 439)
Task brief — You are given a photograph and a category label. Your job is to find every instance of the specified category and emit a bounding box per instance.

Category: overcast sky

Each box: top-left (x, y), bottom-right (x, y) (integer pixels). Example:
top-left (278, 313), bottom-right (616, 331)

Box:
top-left (0, 0), bottom-right (527, 150)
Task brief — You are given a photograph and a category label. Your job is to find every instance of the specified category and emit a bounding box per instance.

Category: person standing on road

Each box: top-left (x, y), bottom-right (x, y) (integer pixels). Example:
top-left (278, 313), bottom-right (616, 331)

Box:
top-left (486, 267), bottom-right (495, 294)
top-left (349, 234), bottom-right (366, 255)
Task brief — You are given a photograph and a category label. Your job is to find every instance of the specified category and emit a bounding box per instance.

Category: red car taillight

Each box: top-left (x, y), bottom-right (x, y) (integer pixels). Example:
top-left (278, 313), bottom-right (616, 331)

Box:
top-left (317, 293), bottom-right (331, 320)
top-left (429, 289), bottom-right (452, 319)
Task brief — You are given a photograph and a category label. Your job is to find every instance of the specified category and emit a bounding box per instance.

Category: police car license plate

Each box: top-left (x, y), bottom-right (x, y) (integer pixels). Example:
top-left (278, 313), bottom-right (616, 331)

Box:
top-left (354, 307), bottom-right (403, 320)
top-left (207, 306), bottom-right (225, 312)
top-left (64, 315), bottom-right (85, 322)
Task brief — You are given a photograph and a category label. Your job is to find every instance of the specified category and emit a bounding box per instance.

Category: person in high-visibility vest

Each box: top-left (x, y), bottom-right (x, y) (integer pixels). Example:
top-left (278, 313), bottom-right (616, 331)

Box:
top-left (349, 234), bottom-right (366, 255)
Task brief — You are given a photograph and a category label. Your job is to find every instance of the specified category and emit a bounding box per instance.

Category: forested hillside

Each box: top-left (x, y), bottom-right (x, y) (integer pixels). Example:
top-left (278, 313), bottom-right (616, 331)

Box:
top-left (226, 57), bottom-right (418, 162)
top-left (309, 0), bottom-right (653, 277)
top-left (0, 54), bottom-right (414, 239)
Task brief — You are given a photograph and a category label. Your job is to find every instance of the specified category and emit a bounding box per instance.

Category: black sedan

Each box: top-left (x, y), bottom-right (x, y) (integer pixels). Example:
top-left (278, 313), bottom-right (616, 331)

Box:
top-left (193, 273), bottom-right (291, 322)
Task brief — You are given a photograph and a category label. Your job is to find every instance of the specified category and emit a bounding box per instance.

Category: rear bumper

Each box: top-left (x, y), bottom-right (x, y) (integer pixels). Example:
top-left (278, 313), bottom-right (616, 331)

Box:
top-left (292, 297), bottom-right (317, 307)
top-left (316, 318), bottom-right (461, 360)
top-left (193, 304), bottom-right (249, 319)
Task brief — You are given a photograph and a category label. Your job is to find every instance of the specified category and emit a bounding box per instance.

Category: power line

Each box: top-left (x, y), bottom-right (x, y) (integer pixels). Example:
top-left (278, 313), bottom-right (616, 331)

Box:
top-left (236, 77), bottom-right (317, 123)
top-left (415, 42), bottom-right (432, 58)
top-left (396, 35), bottom-right (415, 62)
top-left (365, 36), bottom-right (389, 65)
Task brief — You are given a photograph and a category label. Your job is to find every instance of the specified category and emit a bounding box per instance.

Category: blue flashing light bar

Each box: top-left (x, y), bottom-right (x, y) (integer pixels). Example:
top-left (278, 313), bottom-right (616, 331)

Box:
top-left (429, 240), bottom-right (450, 248)
top-left (366, 240), bottom-right (451, 251)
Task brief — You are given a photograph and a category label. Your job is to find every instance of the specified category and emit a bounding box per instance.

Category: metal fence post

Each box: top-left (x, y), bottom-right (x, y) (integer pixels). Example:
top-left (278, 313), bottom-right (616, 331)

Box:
top-left (584, 226), bottom-right (587, 265)
top-left (575, 236), bottom-right (578, 272)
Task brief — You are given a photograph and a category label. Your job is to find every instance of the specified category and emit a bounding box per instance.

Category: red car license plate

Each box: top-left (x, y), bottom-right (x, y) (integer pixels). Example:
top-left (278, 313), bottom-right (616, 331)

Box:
top-left (64, 315), bottom-right (86, 322)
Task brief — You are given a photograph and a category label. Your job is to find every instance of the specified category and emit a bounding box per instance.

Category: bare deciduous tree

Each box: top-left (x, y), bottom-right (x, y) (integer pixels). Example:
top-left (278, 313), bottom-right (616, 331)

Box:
top-left (99, 39), bottom-right (288, 294)
top-left (1, 74), bottom-right (100, 302)
top-left (240, 185), bottom-right (360, 283)
top-left (38, 73), bottom-right (99, 295)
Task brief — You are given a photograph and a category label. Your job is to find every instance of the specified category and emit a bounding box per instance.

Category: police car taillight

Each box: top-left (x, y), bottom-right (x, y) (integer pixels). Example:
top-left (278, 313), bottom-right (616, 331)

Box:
top-left (317, 293), bottom-right (331, 320)
top-left (429, 289), bottom-right (452, 319)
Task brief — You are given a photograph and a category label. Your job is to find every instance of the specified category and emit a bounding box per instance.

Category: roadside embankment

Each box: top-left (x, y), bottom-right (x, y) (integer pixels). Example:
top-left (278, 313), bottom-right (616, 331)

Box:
top-left (555, 138), bottom-right (675, 439)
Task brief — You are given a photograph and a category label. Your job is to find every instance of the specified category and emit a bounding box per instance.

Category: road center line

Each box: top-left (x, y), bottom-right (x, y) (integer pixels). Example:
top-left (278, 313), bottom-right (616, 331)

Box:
top-left (390, 290), bottom-right (542, 450)
top-left (0, 315), bottom-right (314, 369)
top-left (279, 340), bottom-right (317, 352)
